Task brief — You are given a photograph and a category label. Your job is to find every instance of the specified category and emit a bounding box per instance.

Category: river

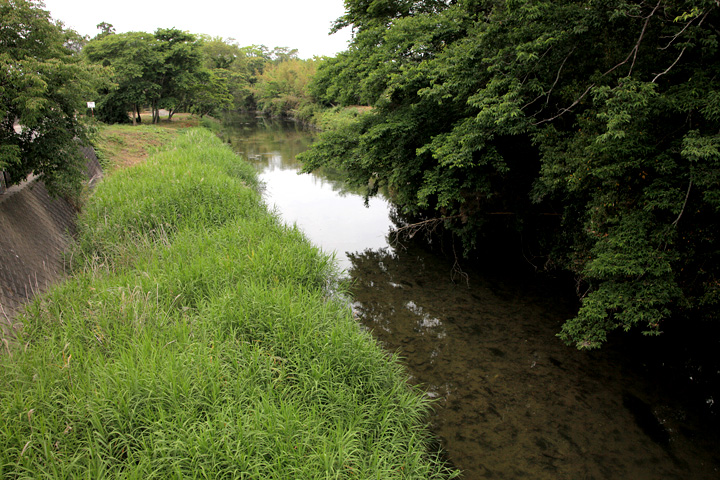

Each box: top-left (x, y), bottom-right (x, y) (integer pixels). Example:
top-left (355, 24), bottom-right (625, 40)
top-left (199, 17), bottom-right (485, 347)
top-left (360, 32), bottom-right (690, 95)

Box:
top-left (219, 114), bottom-right (720, 479)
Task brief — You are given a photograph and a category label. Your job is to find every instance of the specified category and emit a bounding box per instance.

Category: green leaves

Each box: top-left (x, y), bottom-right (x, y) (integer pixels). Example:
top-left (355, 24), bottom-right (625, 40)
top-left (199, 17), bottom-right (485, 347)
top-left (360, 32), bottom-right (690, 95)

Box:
top-left (682, 130), bottom-right (720, 163)
top-left (0, 0), bottom-right (103, 196)
top-left (303, 0), bottom-right (720, 347)
top-left (84, 29), bottom-right (205, 123)
top-left (594, 79), bottom-right (658, 143)
top-left (682, 131), bottom-right (720, 208)
top-left (253, 58), bottom-right (319, 117)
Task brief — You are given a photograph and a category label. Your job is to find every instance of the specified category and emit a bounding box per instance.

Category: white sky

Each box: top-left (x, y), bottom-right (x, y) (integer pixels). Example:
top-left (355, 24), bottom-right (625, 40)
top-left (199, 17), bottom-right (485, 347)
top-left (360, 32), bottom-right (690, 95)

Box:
top-left (41, 0), bottom-right (353, 59)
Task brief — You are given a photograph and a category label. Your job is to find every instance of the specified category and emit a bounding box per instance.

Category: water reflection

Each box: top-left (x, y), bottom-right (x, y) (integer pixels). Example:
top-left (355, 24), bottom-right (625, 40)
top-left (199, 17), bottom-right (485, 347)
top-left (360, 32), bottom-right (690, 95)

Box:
top-left (221, 114), bottom-right (394, 272)
top-left (349, 245), bottom-right (720, 480)
top-left (221, 114), bottom-right (720, 480)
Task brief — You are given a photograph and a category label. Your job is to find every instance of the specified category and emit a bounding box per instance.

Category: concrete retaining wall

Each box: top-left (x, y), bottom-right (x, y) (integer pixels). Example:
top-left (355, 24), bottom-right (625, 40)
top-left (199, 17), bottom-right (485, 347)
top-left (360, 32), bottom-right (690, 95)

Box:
top-left (0, 148), bottom-right (102, 339)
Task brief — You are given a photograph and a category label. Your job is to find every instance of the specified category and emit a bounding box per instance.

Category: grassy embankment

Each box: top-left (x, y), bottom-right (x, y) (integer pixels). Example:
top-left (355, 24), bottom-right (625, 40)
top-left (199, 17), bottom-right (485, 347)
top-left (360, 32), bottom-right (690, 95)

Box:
top-left (0, 125), bottom-right (456, 479)
top-left (91, 112), bottom-right (207, 170)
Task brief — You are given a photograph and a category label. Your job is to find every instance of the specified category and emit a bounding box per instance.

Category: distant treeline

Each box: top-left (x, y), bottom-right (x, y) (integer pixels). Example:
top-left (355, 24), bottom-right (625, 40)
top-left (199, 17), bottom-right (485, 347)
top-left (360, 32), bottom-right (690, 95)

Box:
top-left (1, 0), bottom-right (322, 198)
top-left (84, 27), bottom-right (321, 122)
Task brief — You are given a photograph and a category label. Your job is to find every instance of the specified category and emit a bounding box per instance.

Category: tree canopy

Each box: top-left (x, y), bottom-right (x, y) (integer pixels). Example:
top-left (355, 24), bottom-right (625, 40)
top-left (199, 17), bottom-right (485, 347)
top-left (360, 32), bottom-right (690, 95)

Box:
top-left (84, 29), bottom-right (313, 121)
top-left (253, 57), bottom-right (319, 117)
top-left (299, 0), bottom-right (720, 348)
top-left (84, 28), bottom-right (206, 124)
top-left (0, 0), bottom-right (103, 196)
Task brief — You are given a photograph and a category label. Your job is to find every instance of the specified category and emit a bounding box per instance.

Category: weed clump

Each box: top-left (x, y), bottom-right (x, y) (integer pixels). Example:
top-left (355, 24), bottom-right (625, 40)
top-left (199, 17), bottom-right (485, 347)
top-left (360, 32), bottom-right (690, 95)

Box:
top-left (0, 129), bottom-right (457, 479)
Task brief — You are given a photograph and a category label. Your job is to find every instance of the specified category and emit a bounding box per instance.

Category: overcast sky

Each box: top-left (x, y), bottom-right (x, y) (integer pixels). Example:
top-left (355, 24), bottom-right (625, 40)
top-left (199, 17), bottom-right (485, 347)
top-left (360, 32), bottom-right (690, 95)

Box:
top-left (42, 0), bottom-right (353, 58)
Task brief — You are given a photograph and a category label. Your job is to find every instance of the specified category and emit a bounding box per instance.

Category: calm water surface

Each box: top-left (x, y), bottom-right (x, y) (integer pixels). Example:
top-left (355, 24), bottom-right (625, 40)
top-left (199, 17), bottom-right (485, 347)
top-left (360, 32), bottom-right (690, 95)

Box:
top-left (221, 116), bottom-right (392, 272)
top-left (221, 114), bottom-right (720, 479)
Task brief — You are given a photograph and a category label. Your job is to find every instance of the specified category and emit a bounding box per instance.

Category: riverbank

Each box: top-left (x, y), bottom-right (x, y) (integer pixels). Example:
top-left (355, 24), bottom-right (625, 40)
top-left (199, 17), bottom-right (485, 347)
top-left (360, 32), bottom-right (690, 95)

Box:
top-left (0, 128), bottom-right (456, 479)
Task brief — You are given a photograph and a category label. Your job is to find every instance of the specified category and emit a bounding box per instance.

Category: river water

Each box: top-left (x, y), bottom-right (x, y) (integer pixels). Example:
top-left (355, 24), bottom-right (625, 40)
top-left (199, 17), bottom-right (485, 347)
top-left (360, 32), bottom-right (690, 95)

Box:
top-left (220, 114), bottom-right (720, 479)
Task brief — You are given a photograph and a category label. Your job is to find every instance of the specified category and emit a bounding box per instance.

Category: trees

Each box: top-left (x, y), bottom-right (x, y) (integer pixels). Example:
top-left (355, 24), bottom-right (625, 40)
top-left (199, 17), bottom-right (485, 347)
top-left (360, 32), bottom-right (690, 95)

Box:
top-left (84, 31), bottom-right (160, 124)
top-left (0, 0), bottom-right (103, 196)
top-left (84, 28), bottom-right (204, 124)
top-left (95, 21), bottom-right (115, 38)
top-left (85, 31), bottom-right (300, 122)
top-left (198, 36), bottom-right (255, 114)
top-left (254, 58), bottom-right (319, 117)
top-left (189, 68), bottom-right (233, 117)
top-left (198, 37), bottom-right (316, 117)
top-left (300, 0), bottom-right (720, 348)
top-left (152, 28), bottom-right (203, 122)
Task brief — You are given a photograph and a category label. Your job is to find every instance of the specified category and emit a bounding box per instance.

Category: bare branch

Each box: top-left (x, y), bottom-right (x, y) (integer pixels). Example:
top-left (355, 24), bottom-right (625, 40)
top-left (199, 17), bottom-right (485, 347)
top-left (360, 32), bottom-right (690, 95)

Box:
top-left (604, 0), bottom-right (662, 78)
top-left (546, 47), bottom-right (576, 105)
top-left (532, 83), bottom-right (595, 126)
top-left (450, 242), bottom-right (469, 286)
top-left (653, 10), bottom-right (711, 83)
top-left (522, 47), bottom-right (576, 112)
top-left (532, 1), bottom-right (661, 125)
top-left (652, 46), bottom-right (687, 83)
top-left (391, 215), bottom-right (463, 241)
top-left (671, 179), bottom-right (692, 227)
top-left (520, 45), bottom-right (554, 87)
top-left (631, 0), bottom-right (663, 74)
top-left (660, 14), bottom-right (698, 50)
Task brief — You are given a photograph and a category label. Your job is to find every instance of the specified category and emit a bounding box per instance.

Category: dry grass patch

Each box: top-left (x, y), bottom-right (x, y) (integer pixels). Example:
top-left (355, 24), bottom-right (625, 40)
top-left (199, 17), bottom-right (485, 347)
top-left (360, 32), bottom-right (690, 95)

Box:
top-left (94, 113), bottom-right (204, 171)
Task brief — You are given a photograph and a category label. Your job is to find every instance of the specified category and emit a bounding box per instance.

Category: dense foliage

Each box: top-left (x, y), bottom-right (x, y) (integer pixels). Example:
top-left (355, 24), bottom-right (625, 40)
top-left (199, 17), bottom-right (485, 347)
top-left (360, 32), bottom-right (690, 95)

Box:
top-left (300, 0), bottom-right (720, 348)
top-left (84, 29), bottom-right (320, 121)
top-left (253, 57), bottom-right (320, 117)
top-left (84, 29), bottom-right (207, 124)
top-left (0, 0), bottom-right (103, 196)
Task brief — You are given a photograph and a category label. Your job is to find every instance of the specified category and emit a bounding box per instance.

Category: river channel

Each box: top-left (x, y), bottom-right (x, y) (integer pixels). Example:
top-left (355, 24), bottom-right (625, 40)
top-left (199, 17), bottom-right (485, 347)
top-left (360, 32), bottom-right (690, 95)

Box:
top-left (219, 114), bottom-right (720, 479)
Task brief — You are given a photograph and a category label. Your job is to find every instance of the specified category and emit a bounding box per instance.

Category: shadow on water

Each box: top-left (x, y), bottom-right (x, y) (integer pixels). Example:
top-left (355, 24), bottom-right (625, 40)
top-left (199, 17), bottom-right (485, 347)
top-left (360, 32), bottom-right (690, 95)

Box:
top-left (348, 242), bottom-right (720, 479)
top-left (221, 113), bottom-right (720, 479)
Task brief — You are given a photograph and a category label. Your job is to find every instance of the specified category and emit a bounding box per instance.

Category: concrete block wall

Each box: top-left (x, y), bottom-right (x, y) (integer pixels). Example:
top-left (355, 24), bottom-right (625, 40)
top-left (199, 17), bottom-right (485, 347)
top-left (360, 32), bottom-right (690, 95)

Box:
top-left (0, 149), bottom-right (102, 339)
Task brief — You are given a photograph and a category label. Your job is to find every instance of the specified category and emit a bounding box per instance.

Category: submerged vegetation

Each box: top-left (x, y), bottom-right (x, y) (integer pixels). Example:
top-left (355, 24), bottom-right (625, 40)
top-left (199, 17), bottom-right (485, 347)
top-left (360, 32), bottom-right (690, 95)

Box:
top-left (0, 129), bottom-right (456, 479)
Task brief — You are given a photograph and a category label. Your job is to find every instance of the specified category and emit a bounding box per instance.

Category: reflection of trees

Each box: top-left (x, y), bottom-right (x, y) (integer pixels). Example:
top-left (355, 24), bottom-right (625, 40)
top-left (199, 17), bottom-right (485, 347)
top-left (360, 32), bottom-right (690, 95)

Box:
top-left (220, 113), bottom-right (393, 199)
top-left (308, 164), bottom-right (396, 199)
top-left (386, 206), bottom-right (455, 256)
top-left (347, 247), bottom-right (398, 277)
top-left (219, 113), bottom-right (315, 170)
top-left (341, 206), bottom-right (456, 270)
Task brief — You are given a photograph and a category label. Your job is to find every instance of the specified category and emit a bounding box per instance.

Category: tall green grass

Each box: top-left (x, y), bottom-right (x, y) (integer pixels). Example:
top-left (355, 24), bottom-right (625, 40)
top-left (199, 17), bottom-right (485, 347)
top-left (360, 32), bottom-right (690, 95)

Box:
top-left (0, 129), bottom-right (458, 479)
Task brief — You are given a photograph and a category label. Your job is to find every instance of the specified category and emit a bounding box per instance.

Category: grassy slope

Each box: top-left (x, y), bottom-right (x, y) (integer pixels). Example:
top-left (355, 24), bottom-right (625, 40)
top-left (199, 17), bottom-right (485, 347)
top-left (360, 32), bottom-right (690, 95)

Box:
top-left (92, 113), bottom-right (207, 171)
top-left (0, 128), bottom-right (456, 479)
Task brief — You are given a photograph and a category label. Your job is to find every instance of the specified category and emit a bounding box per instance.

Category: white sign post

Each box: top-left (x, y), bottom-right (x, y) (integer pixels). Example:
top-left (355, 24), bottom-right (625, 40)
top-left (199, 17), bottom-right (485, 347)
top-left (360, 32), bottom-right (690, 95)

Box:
top-left (87, 101), bottom-right (95, 117)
